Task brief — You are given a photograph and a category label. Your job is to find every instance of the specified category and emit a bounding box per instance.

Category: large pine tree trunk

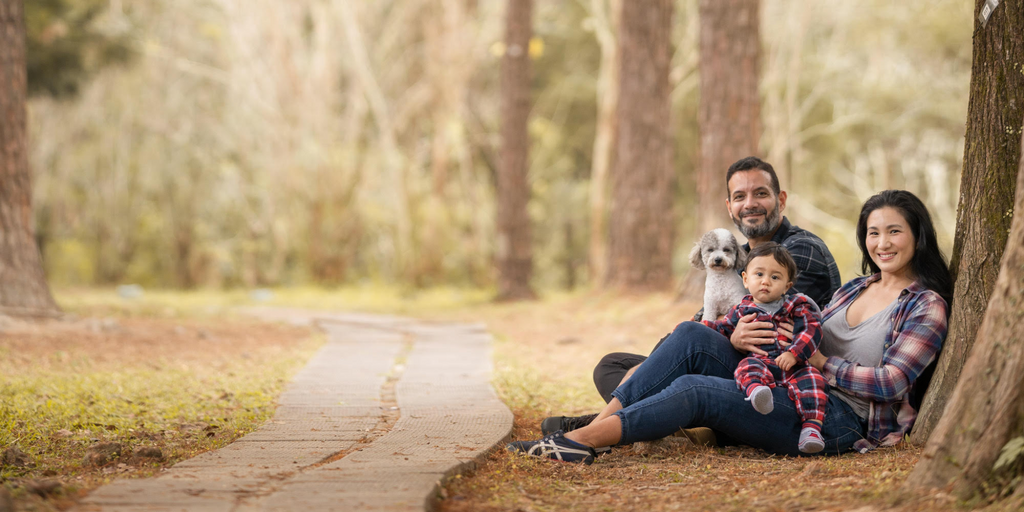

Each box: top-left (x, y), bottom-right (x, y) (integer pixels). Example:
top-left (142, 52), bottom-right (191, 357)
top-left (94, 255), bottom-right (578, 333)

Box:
top-left (906, 124), bottom-right (1024, 500)
top-left (0, 0), bottom-right (60, 317)
top-left (678, 0), bottom-right (762, 299)
top-left (496, 0), bottom-right (536, 300)
top-left (605, 0), bottom-right (675, 291)
top-left (910, 0), bottom-right (1024, 444)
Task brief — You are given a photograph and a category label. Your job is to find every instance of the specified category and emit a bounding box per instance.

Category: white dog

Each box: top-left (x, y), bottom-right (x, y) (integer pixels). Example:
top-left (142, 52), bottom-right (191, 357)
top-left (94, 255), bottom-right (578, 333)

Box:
top-left (688, 228), bottom-right (748, 320)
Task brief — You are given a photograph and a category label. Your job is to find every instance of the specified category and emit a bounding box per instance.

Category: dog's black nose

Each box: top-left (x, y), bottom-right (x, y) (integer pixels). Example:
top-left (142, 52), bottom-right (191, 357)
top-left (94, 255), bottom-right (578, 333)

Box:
top-left (714, 257), bottom-right (723, 265)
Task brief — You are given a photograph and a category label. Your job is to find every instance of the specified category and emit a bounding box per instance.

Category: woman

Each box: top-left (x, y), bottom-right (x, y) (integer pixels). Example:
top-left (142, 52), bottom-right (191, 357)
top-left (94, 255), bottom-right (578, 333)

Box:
top-left (508, 190), bottom-right (952, 462)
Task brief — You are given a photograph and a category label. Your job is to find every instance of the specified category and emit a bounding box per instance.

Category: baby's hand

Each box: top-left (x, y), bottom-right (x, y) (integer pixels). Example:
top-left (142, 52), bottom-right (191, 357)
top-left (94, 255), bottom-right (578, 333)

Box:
top-left (775, 352), bottom-right (797, 371)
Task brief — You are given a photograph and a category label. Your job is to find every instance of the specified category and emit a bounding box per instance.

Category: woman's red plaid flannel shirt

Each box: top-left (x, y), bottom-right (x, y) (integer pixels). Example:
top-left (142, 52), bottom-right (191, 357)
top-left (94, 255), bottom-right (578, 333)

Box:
top-left (819, 274), bottom-right (948, 452)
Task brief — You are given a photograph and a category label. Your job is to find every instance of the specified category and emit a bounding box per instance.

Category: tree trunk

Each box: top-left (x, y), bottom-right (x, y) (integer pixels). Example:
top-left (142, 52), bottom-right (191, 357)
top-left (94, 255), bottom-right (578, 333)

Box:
top-left (678, 0), bottom-right (762, 299)
top-left (905, 122), bottom-right (1024, 501)
top-left (496, 0), bottom-right (536, 300)
top-left (910, 0), bottom-right (1024, 444)
top-left (605, 0), bottom-right (675, 291)
top-left (587, 0), bottom-right (619, 288)
top-left (0, 0), bottom-right (60, 317)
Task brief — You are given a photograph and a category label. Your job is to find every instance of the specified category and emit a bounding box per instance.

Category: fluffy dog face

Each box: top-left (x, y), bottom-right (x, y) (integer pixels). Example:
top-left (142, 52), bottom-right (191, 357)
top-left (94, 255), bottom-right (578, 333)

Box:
top-left (689, 228), bottom-right (747, 271)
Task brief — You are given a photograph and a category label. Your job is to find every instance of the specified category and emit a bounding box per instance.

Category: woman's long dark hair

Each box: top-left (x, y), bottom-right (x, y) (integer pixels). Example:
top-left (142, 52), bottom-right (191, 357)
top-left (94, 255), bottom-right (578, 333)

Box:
top-left (856, 190), bottom-right (953, 305)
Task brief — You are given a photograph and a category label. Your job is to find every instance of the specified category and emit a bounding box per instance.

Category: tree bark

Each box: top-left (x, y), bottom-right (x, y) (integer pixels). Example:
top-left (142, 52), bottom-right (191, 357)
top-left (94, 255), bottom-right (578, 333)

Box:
top-left (605, 0), bottom-right (675, 291)
top-left (906, 121), bottom-right (1024, 500)
top-left (496, 0), bottom-right (536, 300)
top-left (678, 0), bottom-right (762, 299)
top-left (0, 0), bottom-right (60, 317)
top-left (911, 0), bottom-right (1024, 444)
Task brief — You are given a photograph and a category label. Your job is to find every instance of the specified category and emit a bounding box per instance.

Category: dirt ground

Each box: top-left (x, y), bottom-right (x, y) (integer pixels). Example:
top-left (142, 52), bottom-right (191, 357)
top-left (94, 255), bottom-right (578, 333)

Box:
top-left (0, 314), bottom-right (313, 370)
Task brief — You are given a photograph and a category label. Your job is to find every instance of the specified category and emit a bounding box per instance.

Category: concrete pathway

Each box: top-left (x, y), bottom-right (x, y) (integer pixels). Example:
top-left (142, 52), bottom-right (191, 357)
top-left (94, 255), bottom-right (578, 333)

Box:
top-left (78, 310), bottom-right (513, 512)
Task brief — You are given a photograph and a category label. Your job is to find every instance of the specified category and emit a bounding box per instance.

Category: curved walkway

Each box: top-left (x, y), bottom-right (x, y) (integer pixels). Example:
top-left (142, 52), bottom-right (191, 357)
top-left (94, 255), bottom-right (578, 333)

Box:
top-left (78, 310), bottom-right (513, 511)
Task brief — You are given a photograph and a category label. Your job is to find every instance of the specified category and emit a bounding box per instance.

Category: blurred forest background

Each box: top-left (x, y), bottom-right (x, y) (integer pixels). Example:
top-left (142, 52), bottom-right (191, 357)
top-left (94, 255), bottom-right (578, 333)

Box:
top-left (27, 0), bottom-right (973, 292)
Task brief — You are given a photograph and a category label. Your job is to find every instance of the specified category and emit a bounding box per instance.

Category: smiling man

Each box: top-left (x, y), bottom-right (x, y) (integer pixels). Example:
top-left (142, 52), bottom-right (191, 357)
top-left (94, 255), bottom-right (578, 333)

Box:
top-left (541, 156), bottom-right (842, 438)
top-left (723, 157), bottom-right (840, 307)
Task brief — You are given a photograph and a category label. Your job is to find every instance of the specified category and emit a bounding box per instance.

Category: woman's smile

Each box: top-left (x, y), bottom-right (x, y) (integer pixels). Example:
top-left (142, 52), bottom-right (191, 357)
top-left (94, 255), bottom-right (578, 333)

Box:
top-left (865, 206), bottom-right (915, 280)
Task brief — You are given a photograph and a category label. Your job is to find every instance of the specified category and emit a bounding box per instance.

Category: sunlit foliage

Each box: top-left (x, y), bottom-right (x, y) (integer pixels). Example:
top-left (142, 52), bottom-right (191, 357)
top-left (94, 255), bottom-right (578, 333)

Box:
top-left (28, 0), bottom-right (972, 290)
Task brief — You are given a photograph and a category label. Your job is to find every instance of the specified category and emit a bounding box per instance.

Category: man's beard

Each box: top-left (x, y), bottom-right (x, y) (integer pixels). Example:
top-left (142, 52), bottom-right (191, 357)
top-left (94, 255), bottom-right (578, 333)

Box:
top-left (732, 200), bottom-right (781, 239)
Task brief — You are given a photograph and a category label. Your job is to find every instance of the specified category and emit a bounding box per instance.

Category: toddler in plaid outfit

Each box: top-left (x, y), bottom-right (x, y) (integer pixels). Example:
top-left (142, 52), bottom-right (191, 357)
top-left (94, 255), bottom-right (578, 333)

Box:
top-left (702, 242), bottom-right (828, 454)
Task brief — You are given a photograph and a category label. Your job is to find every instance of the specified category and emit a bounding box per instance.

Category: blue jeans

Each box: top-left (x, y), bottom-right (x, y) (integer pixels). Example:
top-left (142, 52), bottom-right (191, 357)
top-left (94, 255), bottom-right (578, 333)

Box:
top-left (610, 322), bottom-right (866, 456)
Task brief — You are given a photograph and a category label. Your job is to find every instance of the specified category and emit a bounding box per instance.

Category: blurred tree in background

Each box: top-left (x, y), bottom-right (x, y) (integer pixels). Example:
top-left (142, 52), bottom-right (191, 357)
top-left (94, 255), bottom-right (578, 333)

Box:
top-left (678, 0), bottom-right (762, 297)
top-left (496, 0), bottom-right (537, 300)
top-left (25, 0), bottom-right (974, 292)
top-left (26, 0), bottom-right (132, 97)
top-left (1, 0), bottom-right (60, 316)
top-left (605, 0), bottom-right (675, 291)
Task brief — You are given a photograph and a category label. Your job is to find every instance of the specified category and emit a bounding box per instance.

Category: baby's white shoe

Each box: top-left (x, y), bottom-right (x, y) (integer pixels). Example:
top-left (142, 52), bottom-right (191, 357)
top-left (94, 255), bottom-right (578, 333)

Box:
top-left (745, 385), bottom-right (774, 415)
top-left (799, 427), bottom-right (825, 454)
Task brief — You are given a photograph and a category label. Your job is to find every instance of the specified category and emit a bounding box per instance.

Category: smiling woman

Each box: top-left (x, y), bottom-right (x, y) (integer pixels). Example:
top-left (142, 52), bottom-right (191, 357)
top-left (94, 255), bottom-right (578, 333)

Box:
top-left (854, 190), bottom-right (954, 308)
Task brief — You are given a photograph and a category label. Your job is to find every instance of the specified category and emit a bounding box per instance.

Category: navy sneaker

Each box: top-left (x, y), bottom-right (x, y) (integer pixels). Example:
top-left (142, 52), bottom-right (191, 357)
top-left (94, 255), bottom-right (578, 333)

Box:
top-left (506, 430), bottom-right (597, 465)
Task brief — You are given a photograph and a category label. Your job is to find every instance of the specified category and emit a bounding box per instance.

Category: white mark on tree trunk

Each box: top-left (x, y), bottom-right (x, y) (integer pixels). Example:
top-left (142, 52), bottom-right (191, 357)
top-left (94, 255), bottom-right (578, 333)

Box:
top-left (979, 0), bottom-right (1001, 27)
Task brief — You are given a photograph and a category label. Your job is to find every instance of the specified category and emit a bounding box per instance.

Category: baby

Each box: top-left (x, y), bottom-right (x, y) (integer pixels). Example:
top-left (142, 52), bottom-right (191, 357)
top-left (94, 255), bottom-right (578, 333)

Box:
top-left (701, 242), bottom-right (827, 454)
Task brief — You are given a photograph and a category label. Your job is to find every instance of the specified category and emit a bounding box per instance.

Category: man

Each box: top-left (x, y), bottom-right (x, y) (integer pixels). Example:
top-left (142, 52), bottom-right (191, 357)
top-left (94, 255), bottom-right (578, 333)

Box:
top-left (543, 156), bottom-right (842, 436)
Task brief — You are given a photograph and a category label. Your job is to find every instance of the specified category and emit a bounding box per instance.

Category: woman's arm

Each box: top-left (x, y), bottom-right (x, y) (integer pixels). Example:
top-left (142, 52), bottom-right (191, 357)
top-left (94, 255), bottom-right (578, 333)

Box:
top-left (821, 292), bottom-right (947, 402)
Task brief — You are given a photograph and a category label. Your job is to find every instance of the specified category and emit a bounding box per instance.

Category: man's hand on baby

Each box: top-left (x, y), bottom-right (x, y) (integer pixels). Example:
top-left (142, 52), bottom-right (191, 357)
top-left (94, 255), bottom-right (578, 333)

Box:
top-left (731, 313), bottom-right (778, 356)
top-left (776, 321), bottom-right (794, 342)
top-left (775, 352), bottom-right (797, 371)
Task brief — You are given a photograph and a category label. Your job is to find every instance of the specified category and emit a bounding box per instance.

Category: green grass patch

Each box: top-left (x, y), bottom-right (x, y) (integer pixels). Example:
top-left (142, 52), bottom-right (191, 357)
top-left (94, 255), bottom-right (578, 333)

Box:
top-left (0, 330), bottom-right (322, 485)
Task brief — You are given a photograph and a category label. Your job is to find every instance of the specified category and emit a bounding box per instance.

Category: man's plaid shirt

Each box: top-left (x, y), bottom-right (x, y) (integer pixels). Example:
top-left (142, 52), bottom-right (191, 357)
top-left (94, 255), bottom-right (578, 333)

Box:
top-left (819, 274), bottom-right (948, 452)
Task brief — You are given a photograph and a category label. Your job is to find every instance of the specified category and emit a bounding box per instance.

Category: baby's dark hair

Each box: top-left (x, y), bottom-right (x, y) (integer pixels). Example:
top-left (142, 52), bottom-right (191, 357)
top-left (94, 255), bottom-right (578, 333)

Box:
top-left (745, 242), bottom-right (798, 282)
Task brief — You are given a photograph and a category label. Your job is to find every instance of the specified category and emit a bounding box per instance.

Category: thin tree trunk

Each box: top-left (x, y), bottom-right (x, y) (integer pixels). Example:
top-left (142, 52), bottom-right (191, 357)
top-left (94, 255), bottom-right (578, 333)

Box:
top-left (905, 121), bottom-right (1024, 500)
top-left (678, 0), bottom-right (762, 300)
top-left (605, 0), bottom-right (675, 291)
top-left (911, 0), bottom-right (1024, 444)
top-left (0, 0), bottom-right (60, 317)
top-left (496, 0), bottom-right (536, 300)
top-left (587, 0), bottom-right (619, 288)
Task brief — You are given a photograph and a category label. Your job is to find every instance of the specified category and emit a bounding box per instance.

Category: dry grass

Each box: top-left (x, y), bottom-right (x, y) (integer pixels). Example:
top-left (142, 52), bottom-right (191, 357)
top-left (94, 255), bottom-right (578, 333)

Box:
top-left (427, 291), bottom-right (1018, 512)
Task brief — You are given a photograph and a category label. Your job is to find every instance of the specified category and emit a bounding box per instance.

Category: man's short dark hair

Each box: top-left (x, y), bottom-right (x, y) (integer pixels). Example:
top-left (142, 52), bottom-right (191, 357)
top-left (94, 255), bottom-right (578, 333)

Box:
top-left (726, 156), bottom-right (781, 197)
top-left (745, 242), bottom-right (798, 282)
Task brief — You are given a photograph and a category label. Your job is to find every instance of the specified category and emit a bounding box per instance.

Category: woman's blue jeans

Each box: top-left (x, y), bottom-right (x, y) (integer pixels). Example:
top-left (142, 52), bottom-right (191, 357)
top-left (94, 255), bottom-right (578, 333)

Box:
top-left (610, 321), bottom-right (866, 456)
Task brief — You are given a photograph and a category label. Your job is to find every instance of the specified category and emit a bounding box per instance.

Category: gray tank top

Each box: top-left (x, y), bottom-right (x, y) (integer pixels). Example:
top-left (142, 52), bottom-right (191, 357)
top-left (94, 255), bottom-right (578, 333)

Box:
top-left (818, 298), bottom-right (899, 419)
